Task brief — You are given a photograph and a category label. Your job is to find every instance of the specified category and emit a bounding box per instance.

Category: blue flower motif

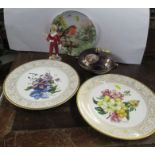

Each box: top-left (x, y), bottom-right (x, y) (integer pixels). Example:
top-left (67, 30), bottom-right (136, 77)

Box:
top-left (30, 88), bottom-right (49, 100)
top-left (26, 72), bottom-right (61, 100)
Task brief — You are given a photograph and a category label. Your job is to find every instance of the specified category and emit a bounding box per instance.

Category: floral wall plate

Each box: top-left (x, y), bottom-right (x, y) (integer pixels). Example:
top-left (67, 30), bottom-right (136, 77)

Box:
top-left (52, 10), bottom-right (96, 56)
top-left (4, 60), bottom-right (79, 110)
top-left (77, 74), bottom-right (155, 140)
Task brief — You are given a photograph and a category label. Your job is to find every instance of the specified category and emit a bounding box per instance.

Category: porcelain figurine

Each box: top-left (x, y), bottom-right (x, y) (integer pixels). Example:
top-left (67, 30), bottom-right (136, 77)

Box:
top-left (47, 24), bottom-right (61, 60)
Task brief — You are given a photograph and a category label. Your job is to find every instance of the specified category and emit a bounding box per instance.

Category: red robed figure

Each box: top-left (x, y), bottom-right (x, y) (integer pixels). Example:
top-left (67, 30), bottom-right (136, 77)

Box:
top-left (47, 33), bottom-right (61, 55)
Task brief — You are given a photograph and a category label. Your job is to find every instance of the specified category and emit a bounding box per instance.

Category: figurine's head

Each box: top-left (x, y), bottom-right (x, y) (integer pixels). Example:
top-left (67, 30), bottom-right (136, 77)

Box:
top-left (50, 24), bottom-right (57, 33)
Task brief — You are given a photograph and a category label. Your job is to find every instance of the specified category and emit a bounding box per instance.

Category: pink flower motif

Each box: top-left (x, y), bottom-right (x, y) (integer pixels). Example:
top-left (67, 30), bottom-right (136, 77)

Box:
top-left (110, 112), bottom-right (121, 122)
top-left (101, 89), bottom-right (111, 96)
top-left (101, 89), bottom-right (124, 100)
top-left (110, 90), bottom-right (124, 99)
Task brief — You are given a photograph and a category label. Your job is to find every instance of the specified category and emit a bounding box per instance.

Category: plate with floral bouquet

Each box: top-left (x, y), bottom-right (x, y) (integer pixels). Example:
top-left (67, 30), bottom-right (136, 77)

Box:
top-left (3, 60), bottom-right (79, 110)
top-left (77, 74), bottom-right (155, 140)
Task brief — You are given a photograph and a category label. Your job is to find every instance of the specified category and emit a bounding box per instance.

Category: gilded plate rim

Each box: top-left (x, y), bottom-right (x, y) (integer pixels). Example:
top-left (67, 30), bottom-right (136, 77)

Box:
top-left (77, 74), bottom-right (155, 140)
top-left (3, 59), bottom-right (80, 110)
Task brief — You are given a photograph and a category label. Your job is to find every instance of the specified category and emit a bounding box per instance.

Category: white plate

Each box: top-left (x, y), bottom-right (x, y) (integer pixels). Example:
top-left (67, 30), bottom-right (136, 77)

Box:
top-left (4, 60), bottom-right (79, 110)
top-left (77, 74), bottom-right (155, 140)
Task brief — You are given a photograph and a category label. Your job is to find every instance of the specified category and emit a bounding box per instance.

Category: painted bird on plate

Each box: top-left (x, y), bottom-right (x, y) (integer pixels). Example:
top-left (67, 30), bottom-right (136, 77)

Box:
top-left (60, 25), bottom-right (77, 38)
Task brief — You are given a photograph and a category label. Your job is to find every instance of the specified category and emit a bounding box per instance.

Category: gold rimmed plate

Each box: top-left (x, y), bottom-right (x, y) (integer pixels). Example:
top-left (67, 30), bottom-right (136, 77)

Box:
top-left (77, 74), bottom-right (155, 140)
top-left (4, 60), bottom-right (79, 110)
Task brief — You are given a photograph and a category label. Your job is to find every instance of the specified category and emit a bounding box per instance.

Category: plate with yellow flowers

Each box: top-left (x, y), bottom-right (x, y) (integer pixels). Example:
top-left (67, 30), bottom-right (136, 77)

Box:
top-left (77, 74), bottom-right (155, 140)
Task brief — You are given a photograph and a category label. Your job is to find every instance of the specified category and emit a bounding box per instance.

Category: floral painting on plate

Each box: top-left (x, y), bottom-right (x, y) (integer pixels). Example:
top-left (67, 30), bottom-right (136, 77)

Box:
top-left (93, 84), bottom-right (140, 123)
top-left (25, 72), bottom-right (61, 100)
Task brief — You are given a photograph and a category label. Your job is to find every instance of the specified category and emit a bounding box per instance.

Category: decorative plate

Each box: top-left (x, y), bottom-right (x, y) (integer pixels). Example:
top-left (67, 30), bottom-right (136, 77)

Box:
top-left (77, 74), bottom-right (155, 140)
top-left (52, 10), bottom-right (96, 56)
top-left (4, 60), bottom-right (79, 110)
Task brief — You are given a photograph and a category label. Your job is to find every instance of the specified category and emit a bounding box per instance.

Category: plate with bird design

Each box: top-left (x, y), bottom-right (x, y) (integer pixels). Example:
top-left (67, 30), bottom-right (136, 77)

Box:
top-left (52, 10), bottom-right (97, 56)
top-left (3, 60), bottom-right (79, 110)
top-left (77, 74), bottom-right (155, 140)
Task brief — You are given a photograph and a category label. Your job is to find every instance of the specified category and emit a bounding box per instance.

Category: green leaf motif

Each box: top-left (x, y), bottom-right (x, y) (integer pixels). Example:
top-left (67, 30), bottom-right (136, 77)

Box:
top-left (126, 110), bottom-right (130, 120)
top-left (48, 85), bottom-right (60, 94)
top-left (95, 107), bottom-right (107, 115)
top-left (124, 90), bottom-right (131, 96)
top-left (115, 84), bottom-right (121, 90)
top-left (124, 102), bottom-right (130, 107)
top-left (93, 98), bottom-right (98, 104)
top-left (129, 107), bottom-right (135, 112)
top-left (74, 16), bottom-right (80, 22)
top-left (96, 96), bottom-right (104, 100)
top-left (25, 86), bottom-right (33, 91)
